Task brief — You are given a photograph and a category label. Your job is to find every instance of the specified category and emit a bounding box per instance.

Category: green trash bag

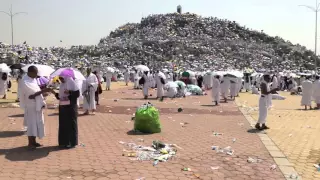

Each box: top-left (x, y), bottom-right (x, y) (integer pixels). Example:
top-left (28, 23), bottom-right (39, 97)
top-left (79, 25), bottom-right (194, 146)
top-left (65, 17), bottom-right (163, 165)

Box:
top-left (134, 105), bottom-right (161, 133)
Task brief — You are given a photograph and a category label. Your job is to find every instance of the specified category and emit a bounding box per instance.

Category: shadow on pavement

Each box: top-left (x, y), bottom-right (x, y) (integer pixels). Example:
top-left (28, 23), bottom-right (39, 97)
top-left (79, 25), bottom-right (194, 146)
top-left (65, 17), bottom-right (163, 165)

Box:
top-left (122, 98), bottom-right (158, 101)
top-left (8, 114), bottom-right (24, 118)
top-left (201, 105), bottom-right (216, 107)
top-left (0, 146), bottom-right (60, 161)
top-left (126, 130), bottom-right (152, 136)
top-left (0, 131), bottom-right (25, 138)
top-left (247, 129), bottom-right (264, 134)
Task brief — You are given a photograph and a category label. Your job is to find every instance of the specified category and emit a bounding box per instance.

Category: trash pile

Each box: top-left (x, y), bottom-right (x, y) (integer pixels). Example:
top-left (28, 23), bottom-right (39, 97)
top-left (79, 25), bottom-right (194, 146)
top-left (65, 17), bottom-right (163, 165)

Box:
top-left (119, 140), bottom-right (178, 165)
top-left (1, 13), bottom-right (319, 71)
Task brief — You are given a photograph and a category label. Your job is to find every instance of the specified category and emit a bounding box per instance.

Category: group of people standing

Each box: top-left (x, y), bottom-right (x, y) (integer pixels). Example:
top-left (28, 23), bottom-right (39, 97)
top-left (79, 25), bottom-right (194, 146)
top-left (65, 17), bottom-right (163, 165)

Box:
top-left (19, 66), bottom-right (101, 149)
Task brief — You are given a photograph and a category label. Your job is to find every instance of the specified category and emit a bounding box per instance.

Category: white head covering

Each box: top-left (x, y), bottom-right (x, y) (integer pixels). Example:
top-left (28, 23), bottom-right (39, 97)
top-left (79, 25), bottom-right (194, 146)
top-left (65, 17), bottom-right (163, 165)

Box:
top-left (59, 77), bottom-right (80, 100)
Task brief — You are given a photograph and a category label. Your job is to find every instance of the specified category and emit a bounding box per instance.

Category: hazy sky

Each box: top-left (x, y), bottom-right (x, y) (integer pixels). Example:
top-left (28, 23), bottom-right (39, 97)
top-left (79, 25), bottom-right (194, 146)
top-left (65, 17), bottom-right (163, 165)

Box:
top-left (0, 0), bottom-right (318, 51)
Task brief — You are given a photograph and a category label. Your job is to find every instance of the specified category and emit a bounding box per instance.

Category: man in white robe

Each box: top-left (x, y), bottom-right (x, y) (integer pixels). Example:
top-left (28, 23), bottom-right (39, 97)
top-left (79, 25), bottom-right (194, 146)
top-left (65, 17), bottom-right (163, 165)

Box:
top-left (268, 75), bottom-right (278, 108)
top-left (236, 78), bottom-right (242, 96)
top-left (166, 86), bottom-right (178, 98)
top-left (83, 68), bottom-right (98, 115)
top-left (124, 69), bottom-right (130, 86)
top-left (20, 66), bottom-right (51, 149)
top-left (75, 79), bottom-right (83, 107)
top-left (244, 74), bottom-right (251, 92)
top-left (313, 76), bottom-right (320, 109)
top-left (301, 76), bottom-right (313, 110)
top-left (156, 72), bottom-right (165, 100)
top-left (142, 71), bottom-right (150, 99)
top-left (204, 73), bottom-right (213, 90)
top-left (212, 75), bottom-right (220, 105)
top-left (133, 71), bottom-right (140, 89)
top-left (220, 75), bottom-right (230, 102)
top-left (229, 79), bottom-right (237, 100)
top-left (105, 71), bottom-right (113, 90)
top-left (256, 74), bottom-right (276, 130)
top-left (166, 72), bottom-right (173, 82)
top-left (0, 72), bottom-right (9, 99)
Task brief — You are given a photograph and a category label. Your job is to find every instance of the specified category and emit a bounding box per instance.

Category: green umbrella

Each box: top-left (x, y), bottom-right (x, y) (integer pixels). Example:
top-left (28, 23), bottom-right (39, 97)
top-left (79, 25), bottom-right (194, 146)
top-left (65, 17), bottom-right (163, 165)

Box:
top-left (182, 71), bottom-right (190, 77)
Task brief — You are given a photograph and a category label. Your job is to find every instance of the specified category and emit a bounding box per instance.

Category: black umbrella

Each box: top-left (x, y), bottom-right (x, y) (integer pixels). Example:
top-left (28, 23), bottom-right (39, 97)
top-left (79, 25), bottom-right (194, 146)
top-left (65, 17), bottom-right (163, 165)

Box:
top-left (10, 63), bottom-right (25, 69)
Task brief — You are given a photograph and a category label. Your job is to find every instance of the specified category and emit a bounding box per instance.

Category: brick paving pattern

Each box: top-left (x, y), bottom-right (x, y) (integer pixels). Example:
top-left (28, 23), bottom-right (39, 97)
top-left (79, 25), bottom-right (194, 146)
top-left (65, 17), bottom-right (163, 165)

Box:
top-left (237, 91), bottom-right (320, 180)
top-left (0, 85), bottom-right (285, 180)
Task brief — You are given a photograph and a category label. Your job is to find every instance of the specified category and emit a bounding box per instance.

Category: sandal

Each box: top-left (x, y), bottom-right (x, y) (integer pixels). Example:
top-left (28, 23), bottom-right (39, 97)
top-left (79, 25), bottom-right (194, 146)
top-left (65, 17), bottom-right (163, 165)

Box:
top-left (34, 143), bottom-right (42, 147)
top-left (261, 125), bottom-right (270, 130)
top-left (255, 123), bottom-right (261, 130)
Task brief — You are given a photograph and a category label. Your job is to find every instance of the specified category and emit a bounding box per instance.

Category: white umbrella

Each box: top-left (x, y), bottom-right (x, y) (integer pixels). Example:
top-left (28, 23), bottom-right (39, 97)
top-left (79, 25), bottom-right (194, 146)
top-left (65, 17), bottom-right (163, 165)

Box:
top-left (225, 70), bottom-right (243, 78)
top-left (22, 64), bottom-right (55, 77)
top-left (0, 63), bottom-right (11, 73)
top-left (158, 71), bottom-right (166, 79)
top-left (106, 67), bottom-right (115, 73)
top-left (135, 65), bottom-right (150, 72)
top-left (212, 71), bottom-right (226, 77)
top-left (186, 70), bottom-right (196, 77)
top-left (50, 67), bottom-right (85, 80)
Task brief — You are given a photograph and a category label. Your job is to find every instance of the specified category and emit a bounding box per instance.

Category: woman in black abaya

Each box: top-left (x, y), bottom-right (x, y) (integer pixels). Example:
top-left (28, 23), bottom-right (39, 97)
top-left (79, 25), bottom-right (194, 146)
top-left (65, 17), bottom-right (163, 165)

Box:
top-left (53, 76), bottom-right (80, 149)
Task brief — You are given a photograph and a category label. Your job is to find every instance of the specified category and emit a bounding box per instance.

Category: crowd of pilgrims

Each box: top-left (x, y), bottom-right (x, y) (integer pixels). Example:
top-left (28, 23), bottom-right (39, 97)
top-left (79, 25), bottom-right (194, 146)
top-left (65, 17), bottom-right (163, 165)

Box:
top-left (0, 66), bottom-right (320, 149)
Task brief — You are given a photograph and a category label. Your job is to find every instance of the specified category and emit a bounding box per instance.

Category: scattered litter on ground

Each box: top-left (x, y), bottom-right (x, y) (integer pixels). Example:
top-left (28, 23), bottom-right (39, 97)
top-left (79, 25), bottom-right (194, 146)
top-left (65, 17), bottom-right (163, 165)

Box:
top-left (182, 167), bottom-right (191, 171)
top-left (211, 166), bottom-right (220, 170)
top-left (214, 146), bottom-right (234, 156)
top-left (313, 164), bottom-right (320, 171)
top-left (247, 157), bottom-right (263, 163)
top-left (135, 177), bottom-right (145, 180)
top-left (289, 134), bottom-right (293, 137)
top-left (114, 99), bottom-right (119, 102)
top-left (270, 164), bottom-right (277, 170)
top-left (232, 138), bottom-right (236, 143)
top-left (80, 143), bottom-right (85, 147)
top-left (193, 173), bottom-right (200, 178)
top-left (212, 131), bottom-right (223, 136)
top-left (211, 146), bottom-right (219, 150)
top-left (138, 138), bottom-right (144, 142)
top-left (284, 173), bottom-right (298, 179)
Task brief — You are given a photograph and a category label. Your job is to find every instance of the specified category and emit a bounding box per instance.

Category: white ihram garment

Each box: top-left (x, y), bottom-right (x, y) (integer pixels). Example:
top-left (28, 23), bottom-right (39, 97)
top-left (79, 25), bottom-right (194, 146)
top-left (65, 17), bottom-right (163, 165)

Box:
top-left (134, 73), bottom-right (140, 89)
top-left (301, 80), bottom-right (313, 106)
top-left (75, 79), bottom-right (83, 106)
top-left (20, 75), bottom-right (46, 138)
top-left (313, 80), bottom-right (320, 104)
top-left (252, 86), bottom-right (259, 95)
top-left (220, 77), bottom-right (230, 99)
top-left (83, 73), bottom-right (98, 111)
top-left (258, 81), bottom-right (270, 124)
top-left (142, 74), bottom-right (149, 97)
top-left (166, 87), bottom-right (177, 98)
top-left (211, 78), bottom-right (220, 103)
top-left (156, 76), bottom-right (165, 98)
top-left (0, 73), bottom-right (8, 96)
top-left (230, 82), bottom-right (237, 97)
top-left (105, 72), bottom-right (113, 89)
top-left (124, 71), bottom-right (130, 84)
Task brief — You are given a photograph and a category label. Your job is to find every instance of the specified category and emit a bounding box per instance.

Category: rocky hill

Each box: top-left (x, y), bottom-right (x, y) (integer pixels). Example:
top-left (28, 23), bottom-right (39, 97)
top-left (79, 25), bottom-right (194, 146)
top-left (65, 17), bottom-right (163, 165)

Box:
top-left (98, 13), bottom-right (318, 71)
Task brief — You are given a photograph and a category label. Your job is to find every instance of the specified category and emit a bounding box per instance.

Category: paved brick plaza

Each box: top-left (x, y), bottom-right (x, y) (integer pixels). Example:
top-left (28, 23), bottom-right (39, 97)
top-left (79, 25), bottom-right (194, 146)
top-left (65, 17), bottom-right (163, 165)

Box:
top-left (0, 87), bottom-right (285, 180)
